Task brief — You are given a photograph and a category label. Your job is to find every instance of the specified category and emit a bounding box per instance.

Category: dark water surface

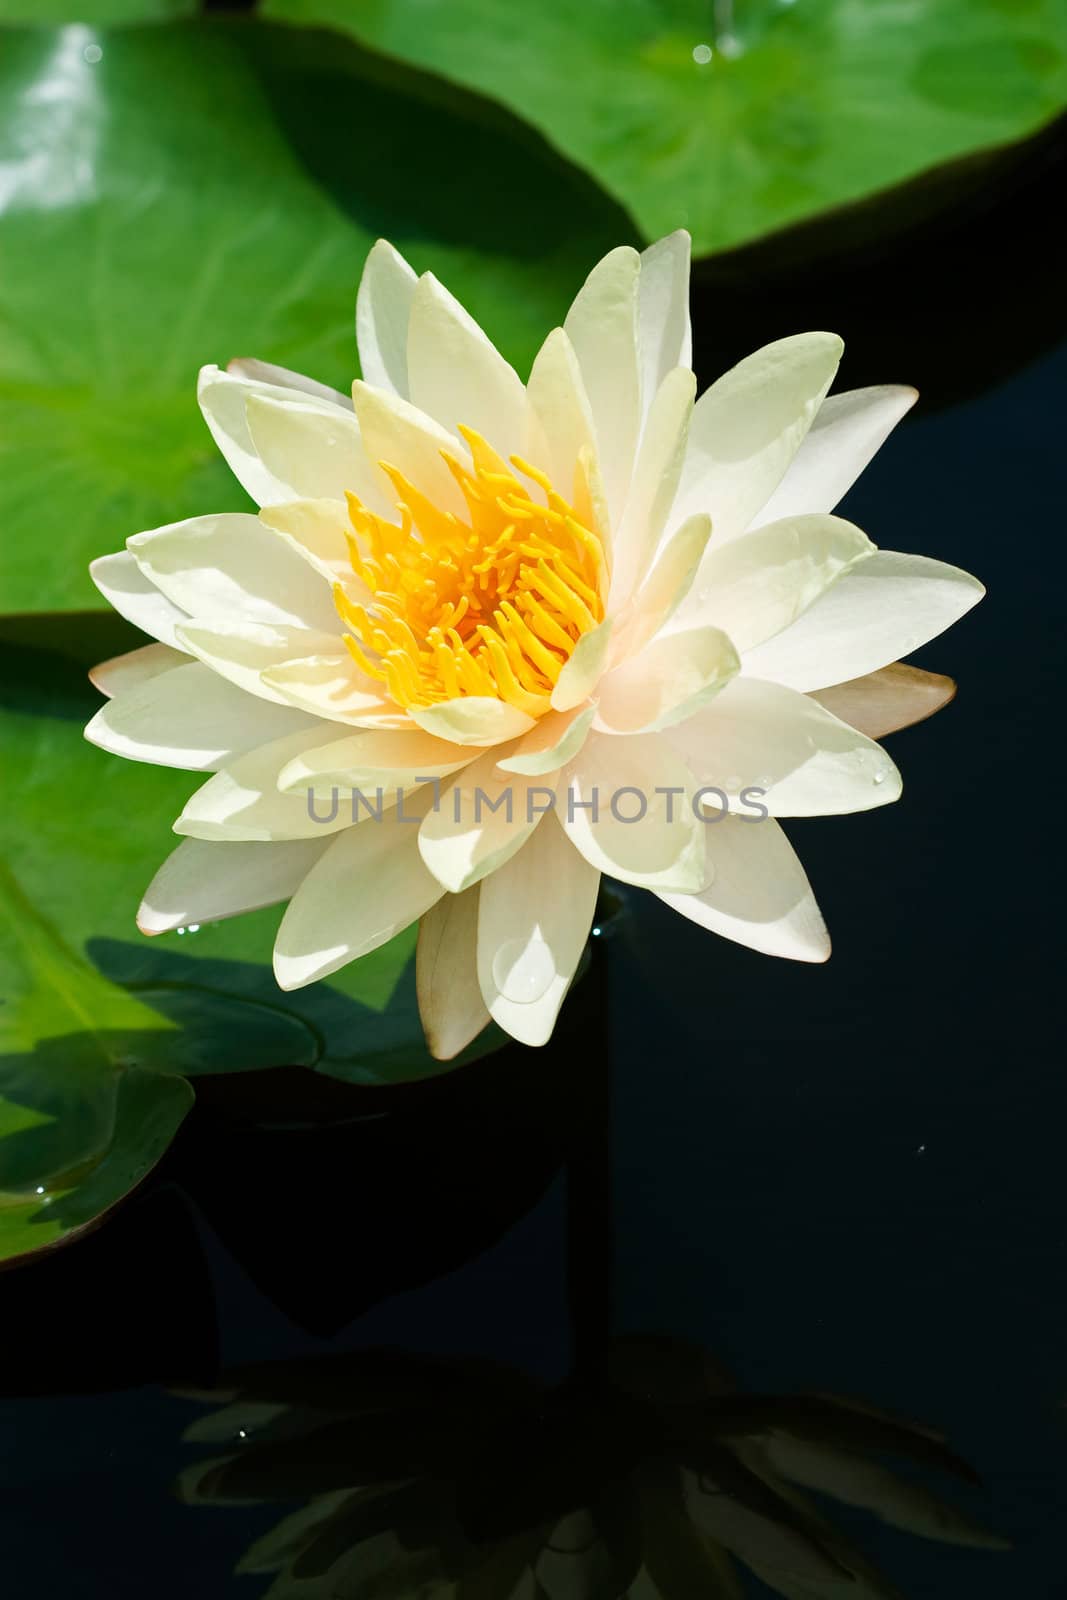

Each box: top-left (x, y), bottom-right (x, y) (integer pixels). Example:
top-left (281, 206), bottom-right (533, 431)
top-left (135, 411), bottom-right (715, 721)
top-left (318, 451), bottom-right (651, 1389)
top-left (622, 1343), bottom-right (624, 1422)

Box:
top-left (3, 130), bottom-right (1066, 1599)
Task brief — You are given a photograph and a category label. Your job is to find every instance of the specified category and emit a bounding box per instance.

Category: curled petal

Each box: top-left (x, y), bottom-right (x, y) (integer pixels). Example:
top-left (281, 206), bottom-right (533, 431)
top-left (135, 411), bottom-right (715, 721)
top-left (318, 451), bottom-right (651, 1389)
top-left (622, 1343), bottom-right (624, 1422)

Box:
top-left (416, 887), bottom-right (492, 1061)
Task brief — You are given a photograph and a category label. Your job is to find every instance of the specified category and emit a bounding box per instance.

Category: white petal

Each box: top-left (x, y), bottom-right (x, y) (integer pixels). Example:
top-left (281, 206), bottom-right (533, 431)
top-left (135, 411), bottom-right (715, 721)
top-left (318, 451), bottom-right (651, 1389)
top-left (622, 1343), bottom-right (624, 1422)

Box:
top-left (667, 676), bottom-right (901, 817)
top-left (614, 512), bottom-right (712, 659)
top-left (416, 887), bottom-right (491, 1060)
top-left (563, 245), bottom-right (641, 526)
top-left (226, 357), bottom-right (350, 410)
top-left (355, 238), bottom-right (418, 398)
top-left (810, 662), bottom-right (956, 738)
top-left (477, 811), bottom-right (598, 1047)
top-left (551, 620), bottom-right (613, 712)
top-left (610, 366), bottom-right (695, 607)
top-left (419, 755), bottom-right (554, 893)
top-left (658, 814), bottom-right (829, 962)
top-left (175, 727), bottom-right (364, 841)
top-left (351, 380), bottom-right (466, 516)
top-left (277, 726), bottom-right (473, 793)
top-left (89, 642), bottom-right (185, 698)
top-left (637, 230), bottom-right (692, 411)
top-left (89, 551), bottom-right (190, 650)
top-left (197, 363), bottom-right (348, 506)
top-left (262, 654), bottom-right (407, 727)
top-left (496, 704), bottom-right (596, 776)
top-left (409, 698), bottom-right (535, 747)
top-left (525, 327), bottom-right (598, 502)
top-left (561, 730), bottom-right (707, 891)
top-left (739, 551), bottom-right (984, 692)
top-left (84, 662), bottom-right (313, 770)
top-left (129, 513), bottom-right (339, 633)
top-left (257, 499), bottom-right (354, 576)
top-left (671, 332), bottom-right (843, 543)
top-left (754, 384), bottom-right (918, 526)
top-left (595, 626), bottom-right (738, 734)
top-left (244, 394), bottom-right (386, 509)
top-left (137, 835), bottom-right (330, 935)
top-left (175, 619), bottom-right (342, 704)
top-left (672, 513), bottom-right (874, 649)
top-left (274, 794), bottom-right (443, 990)
top-left (406, 271), bottom-right (527, 457)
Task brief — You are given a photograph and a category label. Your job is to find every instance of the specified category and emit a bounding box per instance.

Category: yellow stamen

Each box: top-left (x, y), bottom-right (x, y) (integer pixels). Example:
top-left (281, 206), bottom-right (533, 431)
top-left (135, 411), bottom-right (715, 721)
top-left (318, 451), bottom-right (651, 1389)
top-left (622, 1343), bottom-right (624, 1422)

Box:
top-left (334, 427), bottom-right (606, 716)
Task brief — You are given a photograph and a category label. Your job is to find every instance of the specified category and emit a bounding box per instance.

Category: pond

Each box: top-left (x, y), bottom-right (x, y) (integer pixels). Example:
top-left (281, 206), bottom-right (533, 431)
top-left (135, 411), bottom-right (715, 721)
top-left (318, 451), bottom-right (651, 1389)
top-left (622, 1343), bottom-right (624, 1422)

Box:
top-left (1, 109), bottom-right (1065, 1600)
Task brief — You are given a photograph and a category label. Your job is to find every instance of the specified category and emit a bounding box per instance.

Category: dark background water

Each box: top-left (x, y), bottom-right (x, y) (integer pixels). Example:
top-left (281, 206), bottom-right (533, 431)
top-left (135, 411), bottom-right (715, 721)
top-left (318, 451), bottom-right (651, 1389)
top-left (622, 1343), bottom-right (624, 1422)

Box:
top-left (2, 120), bottom-right (1066, 1600)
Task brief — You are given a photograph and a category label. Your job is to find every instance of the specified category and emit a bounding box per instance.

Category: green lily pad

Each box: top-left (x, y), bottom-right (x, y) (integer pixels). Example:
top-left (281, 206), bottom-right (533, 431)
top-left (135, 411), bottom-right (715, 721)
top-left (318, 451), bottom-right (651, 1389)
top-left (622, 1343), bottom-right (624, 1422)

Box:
top-left (0, 1064), bottom-right (193, 1266)
top-left (0, 2), bottom-right (192, 22)
top-left (264, 0), bottom-right (1067, 255)
top-left (0, 19), bottom-right (632, 614)
top-left (0, 615), bottom-right (499, 1088)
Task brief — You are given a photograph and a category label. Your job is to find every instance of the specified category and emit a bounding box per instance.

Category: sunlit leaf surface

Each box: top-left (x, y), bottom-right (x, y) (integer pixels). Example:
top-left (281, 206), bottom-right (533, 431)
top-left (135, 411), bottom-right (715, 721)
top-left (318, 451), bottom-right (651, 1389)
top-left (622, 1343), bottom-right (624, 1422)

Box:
top-left (265, 0), bottom-right (1067, 255)
top-left (0, 20), bottom-right (632, 612)
top-left (0, 0), bottom-right (191, 21)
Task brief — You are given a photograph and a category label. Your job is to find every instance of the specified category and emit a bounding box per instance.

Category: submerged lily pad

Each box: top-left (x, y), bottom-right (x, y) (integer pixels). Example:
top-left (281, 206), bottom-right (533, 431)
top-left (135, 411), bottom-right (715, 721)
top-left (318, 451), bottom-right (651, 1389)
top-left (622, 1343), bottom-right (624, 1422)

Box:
top-left (265, 0), bottom-right (1067, 255)
top-left (0, 19), bottom-right (632, 613)
top-left (0, 1064), bottom-right (193, 1266)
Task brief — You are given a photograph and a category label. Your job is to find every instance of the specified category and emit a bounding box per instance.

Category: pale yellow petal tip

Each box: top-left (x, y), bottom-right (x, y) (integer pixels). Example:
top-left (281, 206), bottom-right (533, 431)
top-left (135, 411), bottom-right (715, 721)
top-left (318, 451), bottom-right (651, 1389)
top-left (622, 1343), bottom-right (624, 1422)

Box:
top-left (88, 551), bottom-right (120, 583)
top-left (425, 1029), bottom-right (466, 1063)
top-left (135, 910), bottom-right (167, 939)
top-left (82, 710), bottom-right (107, 748)
top-left (272, 957), bottom-right (311, 994)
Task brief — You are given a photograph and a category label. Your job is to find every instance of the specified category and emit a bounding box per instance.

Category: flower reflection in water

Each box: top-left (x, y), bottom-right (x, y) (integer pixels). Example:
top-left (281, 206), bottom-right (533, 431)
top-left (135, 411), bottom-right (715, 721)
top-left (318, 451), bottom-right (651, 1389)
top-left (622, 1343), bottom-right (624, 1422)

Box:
top-left (177, 1335), bottom-right (1007, 1599)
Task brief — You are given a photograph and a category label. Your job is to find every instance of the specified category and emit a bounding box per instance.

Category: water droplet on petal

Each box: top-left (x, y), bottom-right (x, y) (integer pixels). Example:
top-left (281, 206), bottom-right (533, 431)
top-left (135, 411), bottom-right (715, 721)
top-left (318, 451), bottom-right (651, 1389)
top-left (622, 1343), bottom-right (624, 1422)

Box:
top-left (874, 770), bottom-right (886, 785)
top-left (492, 937), bottom-right (556, 1005)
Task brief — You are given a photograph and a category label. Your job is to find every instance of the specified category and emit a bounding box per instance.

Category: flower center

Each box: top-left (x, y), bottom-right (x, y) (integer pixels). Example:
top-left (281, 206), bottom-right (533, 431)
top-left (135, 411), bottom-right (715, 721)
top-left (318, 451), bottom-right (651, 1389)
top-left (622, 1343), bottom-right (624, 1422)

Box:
top-left (335, 426), bottom-right (605, 716)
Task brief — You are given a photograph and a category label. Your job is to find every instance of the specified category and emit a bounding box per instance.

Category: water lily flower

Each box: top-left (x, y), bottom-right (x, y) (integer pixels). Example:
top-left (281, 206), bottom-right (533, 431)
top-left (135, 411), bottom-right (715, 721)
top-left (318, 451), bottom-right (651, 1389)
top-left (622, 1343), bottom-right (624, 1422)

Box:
top-left (86, 234), bottom-right (982, 1056)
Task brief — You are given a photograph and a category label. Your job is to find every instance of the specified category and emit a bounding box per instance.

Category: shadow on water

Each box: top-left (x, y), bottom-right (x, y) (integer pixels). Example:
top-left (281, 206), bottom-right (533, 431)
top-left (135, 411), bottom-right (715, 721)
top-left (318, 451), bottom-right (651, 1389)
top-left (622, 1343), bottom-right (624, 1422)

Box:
top-left (240, 21), bottom-right (637, 265)
top-left (691, 114), bottom-right (1067, 409)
